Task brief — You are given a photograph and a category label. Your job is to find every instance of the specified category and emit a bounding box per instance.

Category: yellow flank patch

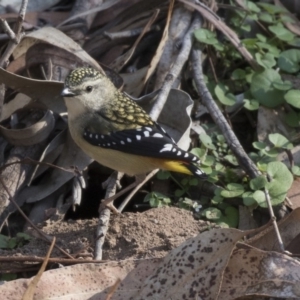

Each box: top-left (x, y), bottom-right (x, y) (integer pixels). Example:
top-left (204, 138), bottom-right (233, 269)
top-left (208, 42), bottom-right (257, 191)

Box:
top-left (160, 161), bottom-right (192, 175)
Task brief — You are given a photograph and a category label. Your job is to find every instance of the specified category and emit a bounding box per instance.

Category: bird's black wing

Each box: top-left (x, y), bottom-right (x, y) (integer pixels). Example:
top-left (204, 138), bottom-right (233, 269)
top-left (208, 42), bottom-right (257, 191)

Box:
top-left (83, 125), bottom-right (201, 164)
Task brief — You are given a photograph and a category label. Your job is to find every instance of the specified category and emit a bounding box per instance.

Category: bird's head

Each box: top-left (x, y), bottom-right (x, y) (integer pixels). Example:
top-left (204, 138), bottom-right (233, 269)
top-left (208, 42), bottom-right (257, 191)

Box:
top-left (61, 67), bottom-right (115, 113)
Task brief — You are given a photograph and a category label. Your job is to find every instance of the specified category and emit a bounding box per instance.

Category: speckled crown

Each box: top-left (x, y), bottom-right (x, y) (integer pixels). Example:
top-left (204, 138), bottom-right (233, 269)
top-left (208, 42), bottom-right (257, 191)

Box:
top-left (65, 68), bottom-right (102, 87)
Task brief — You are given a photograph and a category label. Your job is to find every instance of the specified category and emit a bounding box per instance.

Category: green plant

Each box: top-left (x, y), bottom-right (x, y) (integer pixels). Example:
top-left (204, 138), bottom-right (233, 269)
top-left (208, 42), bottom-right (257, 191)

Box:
top-left (0, 232), bottom-right (31, 249)
top-left (144, 191), bottom-right (171, 208)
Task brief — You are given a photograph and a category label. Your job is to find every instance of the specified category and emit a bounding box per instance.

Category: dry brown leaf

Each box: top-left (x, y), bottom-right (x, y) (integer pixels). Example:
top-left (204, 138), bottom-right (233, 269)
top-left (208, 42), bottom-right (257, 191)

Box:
top-left (248, 207), bottom-right (300, 252)
top-left (0, 110), bottom-right (55, 146)
top-left (13, 27), bottom-right (102, 73)
top-left (0, 68), bottom-right (64, 113)
top-left (220, 247), bottom-right (300, 299)
top-left (17, 132), bottom-right (92, 204)
top-left (144, 0), bottom-right (174, 84)
top-left (0, 93), bottom-right (31, 121)
top-left (109, 9), bottom-right (160, 71)
top-left (0, 228), bottom-right (246, 299)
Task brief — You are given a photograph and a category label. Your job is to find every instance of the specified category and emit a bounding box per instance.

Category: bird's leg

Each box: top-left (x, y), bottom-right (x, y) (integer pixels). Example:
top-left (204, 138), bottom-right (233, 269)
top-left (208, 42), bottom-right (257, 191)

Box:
top-left (100, 174), bottom-right (145, 213)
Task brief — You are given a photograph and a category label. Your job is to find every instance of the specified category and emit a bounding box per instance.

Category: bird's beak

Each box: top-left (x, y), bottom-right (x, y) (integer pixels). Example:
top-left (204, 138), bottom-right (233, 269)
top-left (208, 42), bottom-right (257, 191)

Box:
top-left (61, 88), bottom-right (76, 97)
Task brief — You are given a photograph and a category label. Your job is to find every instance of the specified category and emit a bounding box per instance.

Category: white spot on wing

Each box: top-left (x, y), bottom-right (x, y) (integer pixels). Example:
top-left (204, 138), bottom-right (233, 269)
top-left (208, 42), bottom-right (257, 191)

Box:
top-left (107, 143), bottom-right (110, 146)
top-left (89, 133), bottom-right (93, 138)
top-left (160, 144), bottom-right (173, 153)
top-left (101, 135), bottom-right (104, 139)
top-left (172, 148), bottom-right (176, 152)
top-left (120, 141), bottom-right (125, 145)
top-left (153, 133), bottom-right (164, 138)
top-left (184, 153), bottom-right (189, 158)
top-left (84, 132), bottom-right (87, 136)
top-left (127, 138), bottom-right (132, 143)
top-left (177, 151), bottom-right (182, 156)
top-left (145, 127), bottom-right (152, 131)
top-left (192, 157), bottom-right (197, 161)
top-left (144, 131), bottom-right (150, 137)
top-left (136, 135), bottom-right (141, 140)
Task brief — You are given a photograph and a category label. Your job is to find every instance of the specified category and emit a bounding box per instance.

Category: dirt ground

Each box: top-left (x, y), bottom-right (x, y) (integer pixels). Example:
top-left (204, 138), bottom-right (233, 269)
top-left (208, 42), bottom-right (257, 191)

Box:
top-left (0, 207), bottom-right (215, 261)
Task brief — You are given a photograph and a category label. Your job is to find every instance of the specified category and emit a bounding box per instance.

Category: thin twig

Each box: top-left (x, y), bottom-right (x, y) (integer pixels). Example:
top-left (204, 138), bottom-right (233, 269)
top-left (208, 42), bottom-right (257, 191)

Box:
top-left (0, 177), bottom-right (75, 259)
top-left (191, 47), bottom-right (284, 251)
top-left (0, 0), bottom-right (28, 67)
top-left (0, 256), bottom-right (104, 264)
top-left (192, 48), bottom-right (260, 178)
top-left (263, 188), bottom-right (285, 252)
top-left (118, 170), bottom-right (158, 213)
top-left (150, 14), bottom-right (202, 120)
top-left (94, 172), bottom-right (124, 260)
top-left (0, 18), bottom-right (16, 41)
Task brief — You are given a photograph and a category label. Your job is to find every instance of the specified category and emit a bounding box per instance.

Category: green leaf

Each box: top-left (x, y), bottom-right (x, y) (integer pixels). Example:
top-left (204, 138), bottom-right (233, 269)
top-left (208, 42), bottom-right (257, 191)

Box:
top-left (253, 190), bottom-right (266, 206)
top-left (251, 69), bottom-right (285, 108)
top-left (288, 37), bottom-right (300, 48)
top-left (285, 89), bottom-right (300, 109)
top-left (202, 207), bottom-right (222, 220)
top-left (202, 155), bottom-right (215, 167)
top-left (246, 1), bottom-right (260, 13)
top-left (242, 191), bottom-right (257, 206)
top-left (231, 69), bottom-right (246, 80)
top-left (258, 12), bottom-right (273, 23)
top-left (257, 3), bottom-right (287, 14)
top-left (190, 147), bottom-right (206, 159)
top-left (156, 170), bottom-right (170, 180)
top-left (262, 162), bottom-right (294, 207)
top-left (199, 133), bottom-right (216, 150)
top-left (217, 206), bottom-right (239, 228)
top-left (189, 178), bottom-right (199, 186)
top-left (269, 24), bottom-right (295, 42)
top-left (278, 49), bottom-right (300, 73)
top-left (253, 141), bottom-right (267, 150)
top-left (255, 42), bottom-right (280, 57)
top-left (221, 183), bottom-right (244, 198)
top-left (243, 99), bottom-right (259, 110)
top-left (175, 189), bottom-right (185, 197)
top-left (144, 192), bottom-right (171, 208)
top-left (250, 175), bottom-right (268, 190)
top-left (211, 195), bottom-right (223, 204)
top-left (7, 238), bottom-right (17, 249)
top-left (215, 83), bottom-right (236, 106)
top-left (268, 133), bottom-right (293, 149)
top-left (292, 165), bottom-right (300, 176)
top-left (255, 52), bottom-right (276, 69)
top-left (223, 155), bottom-right (239, 166)
top-left (0, 234), bottom-right (9, 249)
top-left (284, 110), bottom-right (300, 127)
top-left (272, 80), bottom-right (292, 91)
top-left (194, 29), bottom-right (218, 45)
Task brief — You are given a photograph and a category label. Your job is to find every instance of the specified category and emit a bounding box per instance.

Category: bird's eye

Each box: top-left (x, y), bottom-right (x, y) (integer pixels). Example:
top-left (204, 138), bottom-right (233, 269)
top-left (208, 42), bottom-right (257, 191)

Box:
top-left (86, 86), bottom-right (93, 92)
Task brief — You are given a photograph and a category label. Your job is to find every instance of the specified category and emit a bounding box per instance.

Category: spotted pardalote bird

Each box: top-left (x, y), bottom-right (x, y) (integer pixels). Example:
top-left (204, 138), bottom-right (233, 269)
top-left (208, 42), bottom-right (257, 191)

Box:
top-left (61, 67), bottom-right (207, 178)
